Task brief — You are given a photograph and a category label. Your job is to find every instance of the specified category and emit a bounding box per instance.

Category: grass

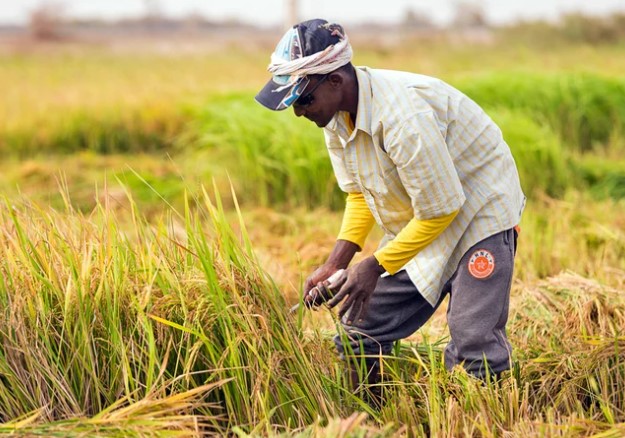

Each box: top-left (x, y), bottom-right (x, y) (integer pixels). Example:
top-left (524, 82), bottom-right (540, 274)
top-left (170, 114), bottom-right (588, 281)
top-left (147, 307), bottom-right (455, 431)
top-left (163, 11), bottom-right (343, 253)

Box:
top-left (1, 43), bottom-right (624, 210)
top-left (0, 188), bottom-right (624, 436)
top-left (184, 83), bottom-right (625, 207)
top-left (0, 188), bottom-right (357, 435)
top-left (187, 93), bottom-right (343, 210)
top-left (457, 72), bottom-right (625, 154)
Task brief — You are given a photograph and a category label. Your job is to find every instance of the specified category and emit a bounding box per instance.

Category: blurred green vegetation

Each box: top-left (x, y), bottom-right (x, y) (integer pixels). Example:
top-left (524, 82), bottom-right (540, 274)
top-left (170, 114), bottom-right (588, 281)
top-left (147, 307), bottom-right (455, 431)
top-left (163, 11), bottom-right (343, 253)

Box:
top-left (2, 78), bottom-right (625, 211)
top-left (0, 31), bottom-right (623, 214)
top-left (186, 93), bottom-right (342, 209)
top-left (458, 73), bottom-right (625, 153)
top-left (487, 109), bottom-right (573, 198)
top-left (3, 108), bottom-right (186, 155)
top-left (498, 12), bottom-right (625, 46)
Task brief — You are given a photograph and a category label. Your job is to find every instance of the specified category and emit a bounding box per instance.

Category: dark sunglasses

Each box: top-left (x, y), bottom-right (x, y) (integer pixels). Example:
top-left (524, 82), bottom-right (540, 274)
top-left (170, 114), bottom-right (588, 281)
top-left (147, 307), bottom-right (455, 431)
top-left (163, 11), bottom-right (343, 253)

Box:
top-left (295, 75), bottom-right (328, 107)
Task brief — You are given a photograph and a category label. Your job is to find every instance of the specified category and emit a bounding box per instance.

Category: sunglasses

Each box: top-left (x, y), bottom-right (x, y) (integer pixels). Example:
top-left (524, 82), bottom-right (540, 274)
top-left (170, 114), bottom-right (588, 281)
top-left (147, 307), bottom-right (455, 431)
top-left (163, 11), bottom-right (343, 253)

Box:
top-left (295, 75), bottom-right (328, 107)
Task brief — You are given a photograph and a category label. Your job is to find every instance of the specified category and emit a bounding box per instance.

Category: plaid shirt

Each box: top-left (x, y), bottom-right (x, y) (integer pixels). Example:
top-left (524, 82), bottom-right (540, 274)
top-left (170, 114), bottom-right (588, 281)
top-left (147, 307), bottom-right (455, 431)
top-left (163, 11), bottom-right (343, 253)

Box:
top-left (324, 67), bottom-right (525, 306)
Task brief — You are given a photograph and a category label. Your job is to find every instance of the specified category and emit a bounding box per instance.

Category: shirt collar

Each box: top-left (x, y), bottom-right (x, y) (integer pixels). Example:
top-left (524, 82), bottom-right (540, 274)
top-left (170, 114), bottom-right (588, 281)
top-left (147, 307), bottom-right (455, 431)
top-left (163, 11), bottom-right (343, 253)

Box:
top-left (353, 66), bottom-right (373, 136)
top-left (324, 66), bottom-right (373, 137)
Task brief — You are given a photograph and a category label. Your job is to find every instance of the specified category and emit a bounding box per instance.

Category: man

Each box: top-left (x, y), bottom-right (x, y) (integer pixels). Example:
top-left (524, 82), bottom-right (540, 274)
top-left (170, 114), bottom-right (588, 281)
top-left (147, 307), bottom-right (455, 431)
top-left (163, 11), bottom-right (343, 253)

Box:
top-left (255, 19), bottom-right (525, 394)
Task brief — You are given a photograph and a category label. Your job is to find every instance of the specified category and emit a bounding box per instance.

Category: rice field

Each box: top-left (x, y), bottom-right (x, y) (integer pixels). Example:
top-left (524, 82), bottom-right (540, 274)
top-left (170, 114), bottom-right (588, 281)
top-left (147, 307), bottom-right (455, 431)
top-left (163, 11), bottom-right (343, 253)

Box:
top-left (0, 32), bottom-right (624, 436)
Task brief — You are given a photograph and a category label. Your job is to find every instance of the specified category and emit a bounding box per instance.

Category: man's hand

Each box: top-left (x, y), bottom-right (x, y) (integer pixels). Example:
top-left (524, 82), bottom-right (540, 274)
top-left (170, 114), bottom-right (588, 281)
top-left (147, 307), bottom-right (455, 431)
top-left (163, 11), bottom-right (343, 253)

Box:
top-left (303, 264), bottom-right (341, 307)
top-left (326, 255), bottom-right (385, 324)
top-left (303, 240), bottom-right (360, 308)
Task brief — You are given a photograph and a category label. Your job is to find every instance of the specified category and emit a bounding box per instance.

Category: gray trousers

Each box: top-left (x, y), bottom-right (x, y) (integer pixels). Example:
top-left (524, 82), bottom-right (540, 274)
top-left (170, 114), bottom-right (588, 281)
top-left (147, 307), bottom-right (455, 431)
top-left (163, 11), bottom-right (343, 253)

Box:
top-left (334, 228), bottom-right (517, 378)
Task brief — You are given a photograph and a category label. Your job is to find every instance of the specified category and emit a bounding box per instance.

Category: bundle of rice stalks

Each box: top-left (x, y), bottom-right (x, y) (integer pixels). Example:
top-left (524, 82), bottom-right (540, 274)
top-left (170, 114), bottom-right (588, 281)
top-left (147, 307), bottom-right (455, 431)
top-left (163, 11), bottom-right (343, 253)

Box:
top-left (0, 188), bottom-right (351, 435)
top-left (510, 272), bottom-right (625, 425)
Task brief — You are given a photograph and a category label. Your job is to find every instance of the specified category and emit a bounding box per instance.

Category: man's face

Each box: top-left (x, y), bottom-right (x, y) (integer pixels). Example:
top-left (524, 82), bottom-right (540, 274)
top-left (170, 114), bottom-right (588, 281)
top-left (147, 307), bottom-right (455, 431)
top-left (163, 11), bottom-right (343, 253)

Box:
top-left (292, 75), bottom-right (340, 128)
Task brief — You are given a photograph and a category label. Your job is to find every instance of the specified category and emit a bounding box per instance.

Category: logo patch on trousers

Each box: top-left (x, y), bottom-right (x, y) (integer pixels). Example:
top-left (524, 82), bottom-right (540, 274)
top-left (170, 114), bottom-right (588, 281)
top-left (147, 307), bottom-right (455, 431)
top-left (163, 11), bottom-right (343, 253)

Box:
top-left (468, 249), bottom-right (495, 279)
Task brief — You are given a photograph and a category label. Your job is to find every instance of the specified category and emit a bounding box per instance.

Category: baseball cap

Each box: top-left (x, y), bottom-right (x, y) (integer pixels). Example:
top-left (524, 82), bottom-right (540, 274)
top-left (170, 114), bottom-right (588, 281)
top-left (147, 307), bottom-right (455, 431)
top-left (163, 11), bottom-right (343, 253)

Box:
top-left (255, 19), bottom-right (344, 111)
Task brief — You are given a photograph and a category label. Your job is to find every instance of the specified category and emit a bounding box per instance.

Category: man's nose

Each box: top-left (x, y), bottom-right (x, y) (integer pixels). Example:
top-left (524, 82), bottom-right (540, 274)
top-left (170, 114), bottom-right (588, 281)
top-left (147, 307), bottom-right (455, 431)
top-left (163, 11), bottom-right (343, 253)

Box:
top-left (293, 105), bottom-right (305, 117)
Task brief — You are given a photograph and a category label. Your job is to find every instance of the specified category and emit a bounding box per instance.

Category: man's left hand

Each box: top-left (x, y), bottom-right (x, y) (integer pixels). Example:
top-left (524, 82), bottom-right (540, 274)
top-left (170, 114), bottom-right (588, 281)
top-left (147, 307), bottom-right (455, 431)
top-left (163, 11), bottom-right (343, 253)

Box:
top-left (326, 256), bottom-right (385, 325)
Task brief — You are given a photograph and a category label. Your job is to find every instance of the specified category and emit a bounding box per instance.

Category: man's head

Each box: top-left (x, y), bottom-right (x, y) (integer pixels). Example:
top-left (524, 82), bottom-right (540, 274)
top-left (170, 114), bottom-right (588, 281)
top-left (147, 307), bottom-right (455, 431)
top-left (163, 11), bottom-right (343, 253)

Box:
top-left (255, 19), bottom-right (355, 126)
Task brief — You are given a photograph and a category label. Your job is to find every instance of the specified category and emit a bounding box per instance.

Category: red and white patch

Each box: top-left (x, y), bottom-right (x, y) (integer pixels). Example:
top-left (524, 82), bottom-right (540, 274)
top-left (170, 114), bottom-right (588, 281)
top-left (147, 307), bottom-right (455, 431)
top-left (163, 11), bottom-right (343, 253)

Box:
top-left (468, 249), bottom-right (495, 279)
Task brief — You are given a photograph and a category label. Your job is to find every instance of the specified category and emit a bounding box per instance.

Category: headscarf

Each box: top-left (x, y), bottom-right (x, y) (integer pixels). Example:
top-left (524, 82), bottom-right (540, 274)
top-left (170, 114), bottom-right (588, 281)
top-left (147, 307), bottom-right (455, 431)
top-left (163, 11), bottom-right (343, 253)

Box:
top-left (268, 24), bottom-right (353, 92)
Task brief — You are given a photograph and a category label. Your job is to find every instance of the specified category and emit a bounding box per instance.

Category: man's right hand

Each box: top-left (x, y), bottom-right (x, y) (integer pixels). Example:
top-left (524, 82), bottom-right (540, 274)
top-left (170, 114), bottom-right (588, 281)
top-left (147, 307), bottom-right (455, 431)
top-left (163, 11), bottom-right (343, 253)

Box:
top-left (302, 239), bottom-right (360, 308)
top-left (303, 264), bottom-right (340, 308)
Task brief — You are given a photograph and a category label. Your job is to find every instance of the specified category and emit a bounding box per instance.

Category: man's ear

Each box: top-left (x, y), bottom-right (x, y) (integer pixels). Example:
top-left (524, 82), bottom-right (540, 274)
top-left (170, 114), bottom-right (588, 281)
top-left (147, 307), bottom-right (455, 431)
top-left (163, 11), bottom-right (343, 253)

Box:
top-left (328, 72), bottom-right (344, 88)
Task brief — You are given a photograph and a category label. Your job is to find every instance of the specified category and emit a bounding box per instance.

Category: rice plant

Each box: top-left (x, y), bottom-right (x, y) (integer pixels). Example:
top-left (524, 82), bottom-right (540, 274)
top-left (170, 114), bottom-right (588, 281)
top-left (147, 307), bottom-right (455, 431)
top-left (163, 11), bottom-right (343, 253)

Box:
top-left (187, 93), bottom-right (343, 210)
top-left (457, 72), bottom-right (625, 155)
top-left (1, 186), bottom-right (624, 436)
top-left (0, 188), bottom-right (358, 435)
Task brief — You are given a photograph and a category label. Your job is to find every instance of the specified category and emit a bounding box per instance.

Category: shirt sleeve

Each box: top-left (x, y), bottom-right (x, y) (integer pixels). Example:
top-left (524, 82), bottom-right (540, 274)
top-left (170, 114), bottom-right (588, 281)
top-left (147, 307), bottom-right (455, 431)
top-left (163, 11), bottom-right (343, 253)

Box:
top-left (374, 209), bottom-right (459, 274)
top-left (337, 192), bottom-right (376, 250)
top-left (383, 110), bottom-right (466, 219)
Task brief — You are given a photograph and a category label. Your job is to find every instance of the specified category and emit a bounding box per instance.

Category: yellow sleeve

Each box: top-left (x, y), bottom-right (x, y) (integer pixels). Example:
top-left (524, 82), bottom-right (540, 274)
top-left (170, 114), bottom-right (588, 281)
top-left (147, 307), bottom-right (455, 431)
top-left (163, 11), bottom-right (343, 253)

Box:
top-left (337, 192), bottom-right (375, 250)
top-left (374, 210), bottom-right (459, 275)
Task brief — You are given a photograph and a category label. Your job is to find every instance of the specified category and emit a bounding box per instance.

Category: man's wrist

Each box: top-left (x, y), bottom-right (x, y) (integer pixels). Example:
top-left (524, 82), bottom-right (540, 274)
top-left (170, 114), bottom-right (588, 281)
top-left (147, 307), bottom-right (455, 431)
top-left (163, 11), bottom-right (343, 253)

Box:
top-left (326, 239), bottom-right (359, 269)
top-left (369, 254), bottom-right (386, 275)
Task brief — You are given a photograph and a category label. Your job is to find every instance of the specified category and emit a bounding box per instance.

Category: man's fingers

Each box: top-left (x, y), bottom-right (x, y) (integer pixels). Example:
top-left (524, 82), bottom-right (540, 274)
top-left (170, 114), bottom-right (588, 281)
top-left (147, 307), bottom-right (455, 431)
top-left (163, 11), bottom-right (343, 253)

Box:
top-left (357, 297), bottom-right (371, 323)
top-left (343, 298), bottom-right (363, 324)
top-left (338, 292), bottom-right (357, 318)
top-left (329, 270), bottom-right (348, 290)
top-left (304, 276), bottom-right (315, 293)
top-left (303, 288), bottom-right (316, 308)
top-left (316, 281), bottom-right (333, 301)
top-left (326, 286), bottom-right (349, 308)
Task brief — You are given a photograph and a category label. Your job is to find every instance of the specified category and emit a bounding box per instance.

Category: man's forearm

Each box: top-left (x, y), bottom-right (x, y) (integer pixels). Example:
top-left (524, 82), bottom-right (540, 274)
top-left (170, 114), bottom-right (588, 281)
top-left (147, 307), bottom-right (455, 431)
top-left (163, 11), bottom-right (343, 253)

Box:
top-left (326, 239), bottom-right (360, 270)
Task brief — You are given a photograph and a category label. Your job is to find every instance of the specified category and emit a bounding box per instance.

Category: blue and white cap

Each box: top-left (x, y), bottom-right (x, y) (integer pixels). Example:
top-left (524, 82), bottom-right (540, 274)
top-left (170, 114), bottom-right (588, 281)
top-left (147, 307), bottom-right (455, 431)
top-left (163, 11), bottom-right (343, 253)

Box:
top-left (255, 19), bottom-right (348, 111)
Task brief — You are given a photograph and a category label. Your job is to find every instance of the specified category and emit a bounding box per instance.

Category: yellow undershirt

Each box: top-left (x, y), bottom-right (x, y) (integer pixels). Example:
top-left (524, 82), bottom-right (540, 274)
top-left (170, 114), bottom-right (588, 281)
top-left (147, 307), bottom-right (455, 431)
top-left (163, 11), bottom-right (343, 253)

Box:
top-left (337, 192), bottom-right (376, 249)
top-left (337, 189), bottom-right (458, 275)
top-left (373, 210), bottom-right (458, 274)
